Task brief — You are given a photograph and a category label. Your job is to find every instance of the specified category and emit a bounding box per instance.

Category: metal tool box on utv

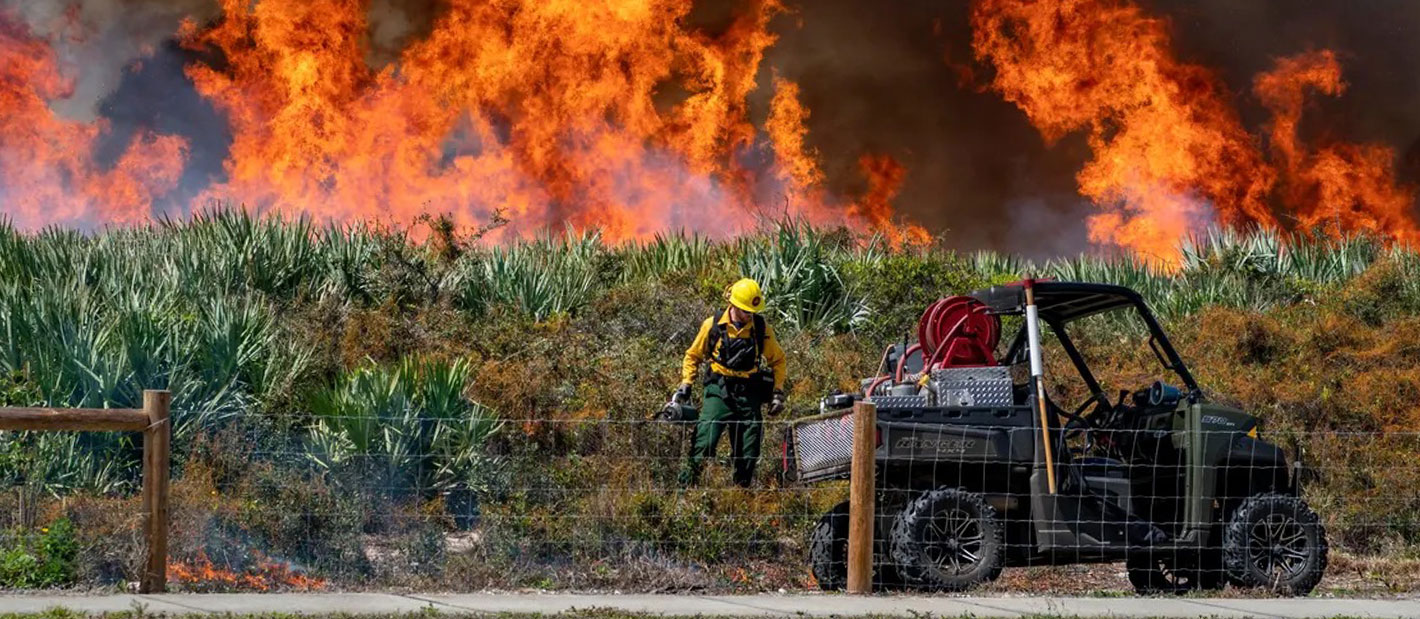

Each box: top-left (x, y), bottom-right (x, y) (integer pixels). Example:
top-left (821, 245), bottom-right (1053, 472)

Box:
top-left (783, 280), bottom-right (1328, 595)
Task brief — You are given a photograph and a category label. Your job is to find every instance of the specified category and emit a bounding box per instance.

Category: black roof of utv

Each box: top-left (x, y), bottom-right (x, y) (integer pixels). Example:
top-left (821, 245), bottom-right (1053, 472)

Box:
top-left (968, 281), bottom-right (1144, 323)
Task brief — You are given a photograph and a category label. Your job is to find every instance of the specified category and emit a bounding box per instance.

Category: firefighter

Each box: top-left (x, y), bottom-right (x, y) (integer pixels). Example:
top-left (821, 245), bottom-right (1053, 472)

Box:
top-left (674, 278), bottom-right (787, 487)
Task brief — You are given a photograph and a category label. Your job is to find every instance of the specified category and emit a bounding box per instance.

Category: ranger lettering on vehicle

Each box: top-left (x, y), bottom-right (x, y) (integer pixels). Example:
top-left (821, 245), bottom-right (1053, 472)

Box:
top-left (894, 436), bottom-right (977, 455)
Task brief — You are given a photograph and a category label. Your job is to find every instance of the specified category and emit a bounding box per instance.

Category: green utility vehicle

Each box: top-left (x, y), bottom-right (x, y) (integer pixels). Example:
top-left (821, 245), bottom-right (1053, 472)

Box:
top-left (783, 281), bottom-right (1327, 595)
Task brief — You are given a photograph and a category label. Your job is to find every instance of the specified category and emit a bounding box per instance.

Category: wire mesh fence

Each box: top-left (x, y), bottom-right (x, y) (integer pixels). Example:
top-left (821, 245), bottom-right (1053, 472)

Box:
top-left (6, 402), bottom-right (1416, 595)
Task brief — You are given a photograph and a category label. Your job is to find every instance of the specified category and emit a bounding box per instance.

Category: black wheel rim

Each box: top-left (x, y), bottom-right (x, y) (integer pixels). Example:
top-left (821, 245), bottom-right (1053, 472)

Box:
top-left (1248, 513), bottom-right (1310, 584)
top-left (920, 507), bottom-right (984, 575)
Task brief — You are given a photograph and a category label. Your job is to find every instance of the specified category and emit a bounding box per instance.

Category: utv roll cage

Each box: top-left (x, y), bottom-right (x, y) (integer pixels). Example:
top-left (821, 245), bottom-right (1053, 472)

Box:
top-left (973, 281), bottom-right (1200, 394)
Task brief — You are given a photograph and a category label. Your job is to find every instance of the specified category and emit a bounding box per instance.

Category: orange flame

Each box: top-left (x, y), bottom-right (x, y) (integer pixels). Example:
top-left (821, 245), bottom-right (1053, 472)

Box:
top-left (0, 11), bottom-right (187, 230)
top-left (7, 1), bottom-right (1414, 256)
top-left (169, 550), bottom-right (326, 592)
top-left (1254, 50), bottom-right (1418, 240)
top-left (971, 0), bottom-right (1418, 266)
top-left (971, 0), bottom-right (1276, 268)
top-left (852, 154), bottom-right (930, 247)
top-left (0, 1), bottom-right (917, 240)
top-left (765, 76), bottom-right (827, 217)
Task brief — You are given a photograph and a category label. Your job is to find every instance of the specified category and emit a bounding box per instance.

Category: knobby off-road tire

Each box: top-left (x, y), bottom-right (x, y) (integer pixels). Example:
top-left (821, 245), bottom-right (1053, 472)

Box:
top-left (809, 500), bottom-right (907, 591)
top-left (808, 501), bottom-right (850, 591)
top-left (1126, 548), bottom-right (1225, 594)
top-left (890, 488), bottom-right (1004, 591)
top-left (1223, 493), bottom-right (1328, 596)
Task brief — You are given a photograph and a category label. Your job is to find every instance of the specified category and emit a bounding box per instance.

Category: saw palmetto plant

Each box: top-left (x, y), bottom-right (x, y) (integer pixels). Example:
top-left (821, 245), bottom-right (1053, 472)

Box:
top-left (307, 357), bottom-right (501, 497)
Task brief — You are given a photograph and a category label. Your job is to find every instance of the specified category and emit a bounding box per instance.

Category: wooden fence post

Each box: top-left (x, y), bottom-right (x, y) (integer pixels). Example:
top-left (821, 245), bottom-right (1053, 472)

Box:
top-left (846, 399), bottom-right (877, 594)
top-left (140, 390), bottom-right (171, 594)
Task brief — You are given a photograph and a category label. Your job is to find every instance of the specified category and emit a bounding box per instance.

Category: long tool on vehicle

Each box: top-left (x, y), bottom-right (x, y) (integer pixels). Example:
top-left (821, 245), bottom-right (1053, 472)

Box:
top-left (1024, 278), bottom-right (1057, 494)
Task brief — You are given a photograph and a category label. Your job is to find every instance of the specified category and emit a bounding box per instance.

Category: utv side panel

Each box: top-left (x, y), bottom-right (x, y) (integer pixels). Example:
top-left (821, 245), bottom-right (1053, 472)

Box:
top-left (1181, 403), bottom-right (1282, 542)
top-left (879, 418), bottom-right (1034, 464)
top-left (787, 404), bottom-right (1037, 484)
top-left (1028, 475), bottom-right (1131, 560)
top-left (1194, 404), bottom-right (1290, 507)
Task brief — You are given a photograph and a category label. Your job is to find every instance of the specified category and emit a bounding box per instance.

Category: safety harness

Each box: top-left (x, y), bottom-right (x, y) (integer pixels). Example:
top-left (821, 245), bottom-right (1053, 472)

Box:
top-left (705, 310), bottom-right (767, 372)
top-left (704, 310), bottom-right (775, 402)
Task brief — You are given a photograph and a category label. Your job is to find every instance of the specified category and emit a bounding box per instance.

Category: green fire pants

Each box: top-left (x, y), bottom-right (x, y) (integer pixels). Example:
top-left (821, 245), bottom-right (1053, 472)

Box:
top-left (678, 380), bottom-right (764, 488)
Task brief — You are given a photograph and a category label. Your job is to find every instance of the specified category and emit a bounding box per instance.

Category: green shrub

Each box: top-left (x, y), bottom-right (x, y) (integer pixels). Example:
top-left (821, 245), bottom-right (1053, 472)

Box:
top-left (0, 433), bottom-right (129, 496)
top-left (462, 231), bottom-right (604, 321)
top-left (617, 233), bottom-right (718, 283)
top-left (308, 357), bottom-right (501, 496)
top-left (8, 214), bottom-right (1420, 591)
top-left (737, 222), bottom-right (867, 333)
top-left (0, 279), bottom-right (308, 491)
top-left (841, 252), bottom-right (985, 342)
top-left (0, 518), bottom-right (78, 588)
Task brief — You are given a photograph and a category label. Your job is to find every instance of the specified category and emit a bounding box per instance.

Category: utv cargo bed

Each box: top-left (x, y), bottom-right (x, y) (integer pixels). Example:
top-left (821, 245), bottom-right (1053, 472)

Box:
top-left (785, 365), bottom-right (1035, 483)
top-left (784, 404), bottom-right (1037, 483)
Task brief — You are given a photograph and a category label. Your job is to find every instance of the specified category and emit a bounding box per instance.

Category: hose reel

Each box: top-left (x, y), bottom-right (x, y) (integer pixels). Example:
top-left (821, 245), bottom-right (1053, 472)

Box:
top-left (917, 296), bottom-right (1000, 369)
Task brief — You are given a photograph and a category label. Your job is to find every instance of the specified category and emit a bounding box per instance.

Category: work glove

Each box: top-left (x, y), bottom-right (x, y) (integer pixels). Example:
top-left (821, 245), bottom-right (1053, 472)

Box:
top-left (671, 383), bottom-right (693, 405)
top-left (769, 390), bottom-right (787, 415)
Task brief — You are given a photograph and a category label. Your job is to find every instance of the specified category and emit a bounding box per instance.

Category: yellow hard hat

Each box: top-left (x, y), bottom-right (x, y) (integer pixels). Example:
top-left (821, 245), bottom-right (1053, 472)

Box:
top-left (728, 278), bottom-right (766, 313)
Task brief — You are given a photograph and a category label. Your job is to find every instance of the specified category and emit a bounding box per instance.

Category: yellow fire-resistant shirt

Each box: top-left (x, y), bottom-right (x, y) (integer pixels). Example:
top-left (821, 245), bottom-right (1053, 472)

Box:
top-left (681, 310), bottom-right (787, 390)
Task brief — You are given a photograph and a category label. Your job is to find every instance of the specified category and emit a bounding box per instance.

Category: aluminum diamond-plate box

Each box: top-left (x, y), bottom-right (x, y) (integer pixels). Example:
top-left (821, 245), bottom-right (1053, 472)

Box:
top-left (930, 366), bottom-right (1013, 407)
top-left (791, 411), bottom-right (854, 479)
